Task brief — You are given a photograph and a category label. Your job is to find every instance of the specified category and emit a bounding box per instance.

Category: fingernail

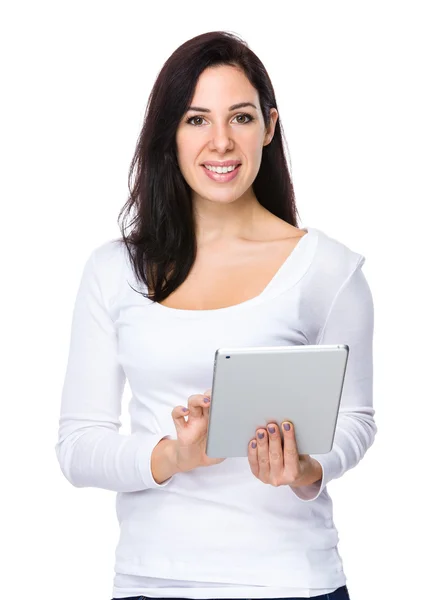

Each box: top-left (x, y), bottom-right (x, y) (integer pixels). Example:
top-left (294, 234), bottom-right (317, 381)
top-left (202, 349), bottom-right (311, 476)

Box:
top-left (182, 407), bottom-right (189, 412)
top-left (268, 426), bottom-right (275, 434)
top-left (283, 422), bottom-right (290, 430)
top-left (204, 397), bottom-right (210, 403)
top-left (257, 431), bottom-right (265, 439)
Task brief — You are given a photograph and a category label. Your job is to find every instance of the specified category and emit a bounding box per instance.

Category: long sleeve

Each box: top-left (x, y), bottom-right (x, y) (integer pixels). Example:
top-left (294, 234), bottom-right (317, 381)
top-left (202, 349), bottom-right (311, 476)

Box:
top-left (54, 247), bottom-right (173, 492)
top-left (291, 257), bottom-right (377, 502)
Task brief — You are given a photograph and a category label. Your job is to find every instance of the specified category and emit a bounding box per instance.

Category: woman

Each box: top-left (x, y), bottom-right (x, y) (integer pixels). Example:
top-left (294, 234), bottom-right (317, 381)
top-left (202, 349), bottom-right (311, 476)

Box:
top-left (55, 30), bottom-right (376, 600)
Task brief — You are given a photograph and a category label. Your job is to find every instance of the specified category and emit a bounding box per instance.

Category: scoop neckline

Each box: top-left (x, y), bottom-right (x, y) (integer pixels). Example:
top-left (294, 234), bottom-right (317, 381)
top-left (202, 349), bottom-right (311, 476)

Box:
top-left (146, 226), bottom-right (318, 318)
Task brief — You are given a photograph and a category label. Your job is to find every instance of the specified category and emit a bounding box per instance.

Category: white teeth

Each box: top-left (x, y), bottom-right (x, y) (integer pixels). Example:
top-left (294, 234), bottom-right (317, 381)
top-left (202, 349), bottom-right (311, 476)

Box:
top-left (204, 164), bottom-right (239, 173)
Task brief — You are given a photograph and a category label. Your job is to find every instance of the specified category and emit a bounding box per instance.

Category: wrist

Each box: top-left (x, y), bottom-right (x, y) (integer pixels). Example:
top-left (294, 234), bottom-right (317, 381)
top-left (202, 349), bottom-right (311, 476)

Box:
top-left (151, 438), bottom-right (181, 484)
top-left (166, 439), bottom-right (182, 475)
top-left (289, 458), bottom-right (323, 490)
top-left (310, 457), bottom-right (323, 484)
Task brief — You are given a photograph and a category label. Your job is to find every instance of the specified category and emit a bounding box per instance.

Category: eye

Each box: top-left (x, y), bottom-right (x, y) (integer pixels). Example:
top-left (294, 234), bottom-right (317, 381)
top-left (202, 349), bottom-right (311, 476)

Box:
top-left (235, 113), bottom-right (254, 124)
top-left (185, 113), bottom-right (255, 127)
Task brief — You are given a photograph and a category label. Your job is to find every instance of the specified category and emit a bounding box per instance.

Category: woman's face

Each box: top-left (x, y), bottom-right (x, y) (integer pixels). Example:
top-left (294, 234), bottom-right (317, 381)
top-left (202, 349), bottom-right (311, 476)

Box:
top-left (176, 65), bottom-right (278, 205)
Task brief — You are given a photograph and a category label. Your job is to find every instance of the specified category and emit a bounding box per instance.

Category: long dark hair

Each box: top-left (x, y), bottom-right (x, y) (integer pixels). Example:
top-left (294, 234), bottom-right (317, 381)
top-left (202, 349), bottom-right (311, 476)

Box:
top-left (117, 30), bottom-right (300, 303)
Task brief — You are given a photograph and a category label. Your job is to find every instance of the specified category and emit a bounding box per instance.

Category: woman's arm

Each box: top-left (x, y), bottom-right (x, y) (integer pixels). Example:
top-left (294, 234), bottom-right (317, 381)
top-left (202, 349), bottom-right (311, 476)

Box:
top-left (54, 247), bottom-right (176, 492)
top-left (291, 257), bottom-right (377, 502)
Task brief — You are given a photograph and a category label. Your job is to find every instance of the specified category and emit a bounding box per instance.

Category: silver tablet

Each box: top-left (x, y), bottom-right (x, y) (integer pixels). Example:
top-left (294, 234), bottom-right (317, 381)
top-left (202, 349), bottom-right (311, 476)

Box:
top-left (206, 344), bottom-right (349, 458)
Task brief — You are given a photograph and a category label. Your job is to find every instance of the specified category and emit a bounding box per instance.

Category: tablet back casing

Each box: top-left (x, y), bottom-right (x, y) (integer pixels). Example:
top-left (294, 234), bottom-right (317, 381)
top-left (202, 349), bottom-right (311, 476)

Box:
top-left (206, 345), bottom-right (349, 458)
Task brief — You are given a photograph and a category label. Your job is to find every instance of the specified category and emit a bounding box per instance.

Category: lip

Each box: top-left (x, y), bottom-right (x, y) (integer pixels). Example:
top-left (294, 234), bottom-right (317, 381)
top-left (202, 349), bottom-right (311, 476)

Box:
top-left (201, 163), bottom-right (241, 183)
top-left (202, 160), bottom-right (241, 167)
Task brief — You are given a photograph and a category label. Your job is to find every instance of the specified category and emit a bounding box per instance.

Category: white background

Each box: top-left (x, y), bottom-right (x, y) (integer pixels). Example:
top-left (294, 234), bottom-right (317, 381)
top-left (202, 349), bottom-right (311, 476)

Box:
top-left (1, 2), bottom-right (440, 599)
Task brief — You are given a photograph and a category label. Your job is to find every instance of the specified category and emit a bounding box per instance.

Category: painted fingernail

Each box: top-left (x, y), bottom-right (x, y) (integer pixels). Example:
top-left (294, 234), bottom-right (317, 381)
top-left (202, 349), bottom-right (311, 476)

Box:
top-left (283, 422), bottom-right (290, 430)
top-left (258, 431), bottom-right (265, 439)
top-left (251, 441), bottom-right (257, 448)
top-left (182, 407), bottom-right (189, 412)
top-left (268, 426), bottom-right (275, 434)
top-left (204, 397), bottom-right (210, 403)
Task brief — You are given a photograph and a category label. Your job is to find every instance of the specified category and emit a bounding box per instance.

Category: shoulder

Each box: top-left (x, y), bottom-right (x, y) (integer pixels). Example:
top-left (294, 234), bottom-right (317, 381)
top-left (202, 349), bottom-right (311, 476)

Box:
top-left (305, 226), bottom-right (370, 317)
top-left (85, 238), bottom-right (133, 306)
top-left (91, 237), bottom-right (129, 265)
top-left (303, 227), bottom-right (372, 342)
top-left (87, 237), bottom-right (136, 283)
top-left (311, 226), bottom-right (366, 277)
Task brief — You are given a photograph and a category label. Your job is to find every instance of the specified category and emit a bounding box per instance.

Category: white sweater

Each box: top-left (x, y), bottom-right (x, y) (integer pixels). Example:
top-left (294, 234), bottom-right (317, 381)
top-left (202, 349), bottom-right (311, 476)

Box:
top-left (55, 226), bottom-right (376, 599)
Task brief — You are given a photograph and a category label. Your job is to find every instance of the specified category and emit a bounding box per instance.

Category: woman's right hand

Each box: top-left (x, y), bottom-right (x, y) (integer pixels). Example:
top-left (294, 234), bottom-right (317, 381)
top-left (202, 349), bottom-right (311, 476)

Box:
top-left (171, 388), bottom-right (226, 472)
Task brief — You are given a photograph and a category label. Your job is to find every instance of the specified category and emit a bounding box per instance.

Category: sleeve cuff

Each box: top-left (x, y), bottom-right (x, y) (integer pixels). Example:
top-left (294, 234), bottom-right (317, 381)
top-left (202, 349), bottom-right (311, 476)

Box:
top-left (290, 452), bottom-right (336, 502)
top-left (136, 433), bottom-right (176, 489)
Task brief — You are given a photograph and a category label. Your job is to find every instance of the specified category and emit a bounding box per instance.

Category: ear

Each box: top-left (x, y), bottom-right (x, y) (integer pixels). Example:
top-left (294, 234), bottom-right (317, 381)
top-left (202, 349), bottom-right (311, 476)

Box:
top-left (263, 107), bottom-right (278, 146)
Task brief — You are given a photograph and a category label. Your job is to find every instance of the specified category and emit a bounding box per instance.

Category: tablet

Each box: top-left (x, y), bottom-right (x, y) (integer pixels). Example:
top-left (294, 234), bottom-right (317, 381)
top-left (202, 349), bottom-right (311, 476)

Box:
top-left (206, 344), bottom-right (349, 458)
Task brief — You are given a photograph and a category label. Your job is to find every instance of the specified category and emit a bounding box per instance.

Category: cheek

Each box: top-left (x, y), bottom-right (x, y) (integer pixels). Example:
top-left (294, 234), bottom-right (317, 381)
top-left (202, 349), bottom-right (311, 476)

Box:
top-left (176, 136), bottom-right (200, 166)
top-left (242, 133), bottom-right (264, 160)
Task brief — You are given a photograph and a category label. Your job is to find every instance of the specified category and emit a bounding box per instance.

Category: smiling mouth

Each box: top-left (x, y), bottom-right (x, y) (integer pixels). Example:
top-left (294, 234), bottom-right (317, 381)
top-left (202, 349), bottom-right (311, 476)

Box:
top-left (201, 163), bottom-right (242, 182)
top-left (202, 164), bottom-right (241, 172)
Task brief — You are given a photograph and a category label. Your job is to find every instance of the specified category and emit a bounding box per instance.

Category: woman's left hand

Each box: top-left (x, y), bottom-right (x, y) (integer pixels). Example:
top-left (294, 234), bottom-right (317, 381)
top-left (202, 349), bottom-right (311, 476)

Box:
top-left (248, 421), bottom-right (323, 488)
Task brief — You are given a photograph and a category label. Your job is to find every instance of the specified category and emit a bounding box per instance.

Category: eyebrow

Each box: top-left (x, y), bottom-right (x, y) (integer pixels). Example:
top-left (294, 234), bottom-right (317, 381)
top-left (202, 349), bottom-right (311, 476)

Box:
top-left (186, 102), bottom-right (258, 113)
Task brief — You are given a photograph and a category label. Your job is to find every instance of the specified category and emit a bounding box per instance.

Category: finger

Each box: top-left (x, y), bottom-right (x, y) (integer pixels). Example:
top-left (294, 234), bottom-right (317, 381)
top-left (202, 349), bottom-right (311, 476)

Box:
top-left (187, 394), bottom-right (207, 418)
top-left (248, 436), bottom-right (259, 477)
top-left (256, 427), bottom-right (270, 481)
top-left (267, 423), bottom-right (284, 482)
top-left (171, 404), bottom-right (192, 434)
top-left (201, 389), bottom-right (211, 418)
top-left (281, 421), bottom-right (300, 477)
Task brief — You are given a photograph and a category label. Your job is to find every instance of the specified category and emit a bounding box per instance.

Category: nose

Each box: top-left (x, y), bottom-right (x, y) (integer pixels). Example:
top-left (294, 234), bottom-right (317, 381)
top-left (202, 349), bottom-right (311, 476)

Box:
top-left (208, 124), bottom-right (235, 153)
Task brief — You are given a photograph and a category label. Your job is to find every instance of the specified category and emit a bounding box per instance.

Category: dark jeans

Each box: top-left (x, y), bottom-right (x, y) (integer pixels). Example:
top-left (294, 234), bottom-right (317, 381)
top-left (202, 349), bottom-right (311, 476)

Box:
top-left (111, 584), bottom-right (351, 600)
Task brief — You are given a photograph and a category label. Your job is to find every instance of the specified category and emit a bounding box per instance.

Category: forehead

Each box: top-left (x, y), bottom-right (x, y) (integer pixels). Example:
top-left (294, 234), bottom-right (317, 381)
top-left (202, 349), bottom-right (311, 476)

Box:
top-left (190, 66), bottom-right (258, 108)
